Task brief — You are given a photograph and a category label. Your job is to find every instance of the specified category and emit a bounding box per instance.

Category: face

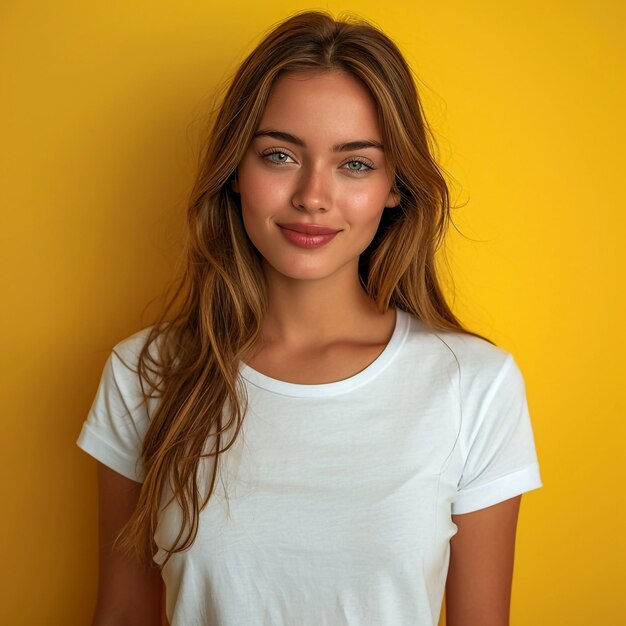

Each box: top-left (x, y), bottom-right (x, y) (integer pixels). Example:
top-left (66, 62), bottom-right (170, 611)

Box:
top-left (233, 70), bottom-right (399, 284)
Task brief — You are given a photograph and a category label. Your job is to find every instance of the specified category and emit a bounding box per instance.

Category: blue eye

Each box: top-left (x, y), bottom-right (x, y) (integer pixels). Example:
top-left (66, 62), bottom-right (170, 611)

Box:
top-left (346, 161), bottom-right (367, 171)
top-left (263, 150), bottom-right (294, 164)
top-left (344, 159), bottom-right (373, 173)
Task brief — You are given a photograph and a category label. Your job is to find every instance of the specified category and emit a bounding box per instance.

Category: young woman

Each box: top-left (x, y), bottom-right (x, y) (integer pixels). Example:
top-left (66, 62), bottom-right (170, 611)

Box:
top-left (78, 11), bottom-right (542, 626)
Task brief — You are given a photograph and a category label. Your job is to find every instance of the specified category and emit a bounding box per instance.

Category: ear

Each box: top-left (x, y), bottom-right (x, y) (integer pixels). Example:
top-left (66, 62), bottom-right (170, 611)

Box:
top-left (384, 186), bottom-right (401, 208)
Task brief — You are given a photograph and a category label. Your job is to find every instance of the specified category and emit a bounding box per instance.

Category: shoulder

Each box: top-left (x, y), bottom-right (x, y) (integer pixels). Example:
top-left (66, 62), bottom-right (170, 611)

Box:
top-left (402, 311), bottom-right (515, 382)
top-left (107, 326), bottom-right (160, 385)
top-left (111, 326), bottom-right (155, 364)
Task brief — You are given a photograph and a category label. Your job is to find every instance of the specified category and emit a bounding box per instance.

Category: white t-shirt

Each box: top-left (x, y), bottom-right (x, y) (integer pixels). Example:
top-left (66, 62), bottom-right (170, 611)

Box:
top-left (77, 309), bottom-right (542, 625)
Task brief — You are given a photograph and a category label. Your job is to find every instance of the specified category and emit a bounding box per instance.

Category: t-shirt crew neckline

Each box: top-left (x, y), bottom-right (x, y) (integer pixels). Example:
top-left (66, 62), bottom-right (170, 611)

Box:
top-left (239, 308), bottom-right (410, 398)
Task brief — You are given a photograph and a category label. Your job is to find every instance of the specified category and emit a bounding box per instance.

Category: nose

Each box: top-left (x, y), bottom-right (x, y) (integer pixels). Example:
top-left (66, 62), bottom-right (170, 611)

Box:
top-left (291, 164), bottom-right (331, 214)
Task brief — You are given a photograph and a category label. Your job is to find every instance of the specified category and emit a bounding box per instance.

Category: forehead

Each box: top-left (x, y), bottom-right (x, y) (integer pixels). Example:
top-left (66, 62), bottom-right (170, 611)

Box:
top-left (258, 70), bottom-right (382, 141)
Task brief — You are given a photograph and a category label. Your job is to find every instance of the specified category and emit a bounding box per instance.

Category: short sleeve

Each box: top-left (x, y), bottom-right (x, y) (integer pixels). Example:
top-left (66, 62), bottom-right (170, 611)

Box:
top-left (451, 355), bottom-right (542, 514)
top-left (76, 339), bottom-right (151, 482)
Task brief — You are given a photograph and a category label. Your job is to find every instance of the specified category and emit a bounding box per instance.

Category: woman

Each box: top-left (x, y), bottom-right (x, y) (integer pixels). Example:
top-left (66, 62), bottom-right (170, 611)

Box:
top-left (78, 10), bottom-right (542, 625)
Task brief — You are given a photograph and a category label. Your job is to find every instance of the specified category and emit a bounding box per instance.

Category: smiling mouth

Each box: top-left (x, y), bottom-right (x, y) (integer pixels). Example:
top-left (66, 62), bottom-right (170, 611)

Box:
top-left (277, 222), bottom-right (342, 235)
top-left (277, 224), bottom-right (340, 248)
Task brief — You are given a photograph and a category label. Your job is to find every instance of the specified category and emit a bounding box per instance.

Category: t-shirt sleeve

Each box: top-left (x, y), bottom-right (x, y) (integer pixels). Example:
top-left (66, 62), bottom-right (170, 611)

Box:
top-left (76, 344), bottom-right (150, 483)
top-left (451, 354), bottom-right (542, 514)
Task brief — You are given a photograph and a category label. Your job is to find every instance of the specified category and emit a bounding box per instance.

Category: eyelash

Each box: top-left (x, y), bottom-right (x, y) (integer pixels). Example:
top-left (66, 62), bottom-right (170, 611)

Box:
top-left (260, 148), bottom-right (375, 174)
top-left (342, 156), bottom-right (374, 173)
top-left (261, 149), bottom-right (295, 165)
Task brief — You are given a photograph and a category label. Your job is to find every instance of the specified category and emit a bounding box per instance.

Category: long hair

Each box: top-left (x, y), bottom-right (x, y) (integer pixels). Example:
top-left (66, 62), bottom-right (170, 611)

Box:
top-left (116, 10), bottom-right (488, 566)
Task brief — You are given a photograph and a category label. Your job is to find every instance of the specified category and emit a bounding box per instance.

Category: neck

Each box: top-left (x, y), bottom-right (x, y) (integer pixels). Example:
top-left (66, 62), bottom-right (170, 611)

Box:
top-left (259, 261), bottom-right (385, 348)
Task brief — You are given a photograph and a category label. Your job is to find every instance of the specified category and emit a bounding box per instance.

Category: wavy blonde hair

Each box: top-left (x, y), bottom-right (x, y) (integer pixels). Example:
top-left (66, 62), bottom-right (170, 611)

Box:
top-left (116, 10), bottom-right (487, 566)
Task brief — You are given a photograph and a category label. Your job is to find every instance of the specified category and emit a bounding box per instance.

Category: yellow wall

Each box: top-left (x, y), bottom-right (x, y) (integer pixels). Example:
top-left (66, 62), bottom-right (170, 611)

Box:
top-left (1, 1), bottom-right (624, 623)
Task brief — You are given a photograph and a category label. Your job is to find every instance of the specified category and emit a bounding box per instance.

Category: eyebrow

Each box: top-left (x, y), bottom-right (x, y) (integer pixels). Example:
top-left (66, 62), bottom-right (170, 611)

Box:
top-left (253, 129), bottom-right (384, 152)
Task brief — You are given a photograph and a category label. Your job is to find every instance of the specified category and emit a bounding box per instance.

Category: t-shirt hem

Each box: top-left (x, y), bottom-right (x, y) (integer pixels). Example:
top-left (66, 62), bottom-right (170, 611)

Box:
top-left (76, 422), bottom-right (144, 483)
top-left (451, 462), bottom-right (542, 514)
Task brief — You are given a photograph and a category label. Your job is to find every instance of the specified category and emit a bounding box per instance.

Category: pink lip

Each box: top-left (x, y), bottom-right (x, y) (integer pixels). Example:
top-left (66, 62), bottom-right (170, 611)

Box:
top-left (277, 223), bottom-right (340, 249)
top-left (277, 223), bottom-right (341, 235)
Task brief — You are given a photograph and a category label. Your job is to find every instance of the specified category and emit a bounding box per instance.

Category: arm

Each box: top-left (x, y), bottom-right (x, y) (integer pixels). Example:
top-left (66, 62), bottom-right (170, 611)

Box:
top-left (445, 495), bottom-right (521, 626)
top-left (92, 462), bottom-right (164, 626)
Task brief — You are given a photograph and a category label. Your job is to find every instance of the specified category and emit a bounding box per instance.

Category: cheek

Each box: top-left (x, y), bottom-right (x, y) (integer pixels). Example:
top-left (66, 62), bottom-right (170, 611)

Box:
top-left (341, 187), bottom-right (389, 227)
top-left (239, 172), bottom-right (291, 219)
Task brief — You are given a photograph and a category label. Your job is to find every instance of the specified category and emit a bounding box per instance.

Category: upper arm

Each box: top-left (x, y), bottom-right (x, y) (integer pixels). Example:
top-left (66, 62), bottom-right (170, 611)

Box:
top-left (445, 495), bottom-right (521, 626)
top-left (93, 462), bottom-right (164, 626)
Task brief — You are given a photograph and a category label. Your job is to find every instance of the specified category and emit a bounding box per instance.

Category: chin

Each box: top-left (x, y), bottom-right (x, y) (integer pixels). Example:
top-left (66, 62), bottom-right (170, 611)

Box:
top-left (274, 266), bottom-right (336, 282)
top-left (263, 257), bottom-right (348, 282)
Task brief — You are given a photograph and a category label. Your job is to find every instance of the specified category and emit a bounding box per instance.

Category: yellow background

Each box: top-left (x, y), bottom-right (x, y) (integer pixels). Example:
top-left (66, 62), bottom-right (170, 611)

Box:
top-left (1, 0), bottom-right (624, 624)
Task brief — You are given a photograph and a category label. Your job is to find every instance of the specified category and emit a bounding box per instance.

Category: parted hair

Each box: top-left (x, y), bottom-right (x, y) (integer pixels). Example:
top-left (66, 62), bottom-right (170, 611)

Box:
top-left (116, 10), bottom-right (485, 567)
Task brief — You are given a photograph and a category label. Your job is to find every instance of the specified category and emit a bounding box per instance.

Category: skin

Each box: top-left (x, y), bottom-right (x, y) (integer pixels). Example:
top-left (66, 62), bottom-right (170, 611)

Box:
top-left (93, 464), bottom-right (163, 626)
top-left (234, 70), bottom-right (400, 381)
top-left (447, 496), bottom-right (522, 626)
top-left (93, 70), bottom-right (522, 625)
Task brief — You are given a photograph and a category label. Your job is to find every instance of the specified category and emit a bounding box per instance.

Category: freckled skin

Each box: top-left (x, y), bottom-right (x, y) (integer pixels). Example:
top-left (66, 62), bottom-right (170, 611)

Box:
top-left (234, 71), bottom-right (399, 283)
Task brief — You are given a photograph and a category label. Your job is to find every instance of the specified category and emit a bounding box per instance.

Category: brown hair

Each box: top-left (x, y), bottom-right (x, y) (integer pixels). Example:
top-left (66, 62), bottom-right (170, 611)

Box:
top-left (116, 10), bottom-right (486, 566)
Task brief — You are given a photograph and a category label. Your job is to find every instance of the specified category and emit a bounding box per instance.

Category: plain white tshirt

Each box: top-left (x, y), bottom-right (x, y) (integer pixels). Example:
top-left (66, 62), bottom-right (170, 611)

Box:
top-left (77, 309), bottom-right (542, 625)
